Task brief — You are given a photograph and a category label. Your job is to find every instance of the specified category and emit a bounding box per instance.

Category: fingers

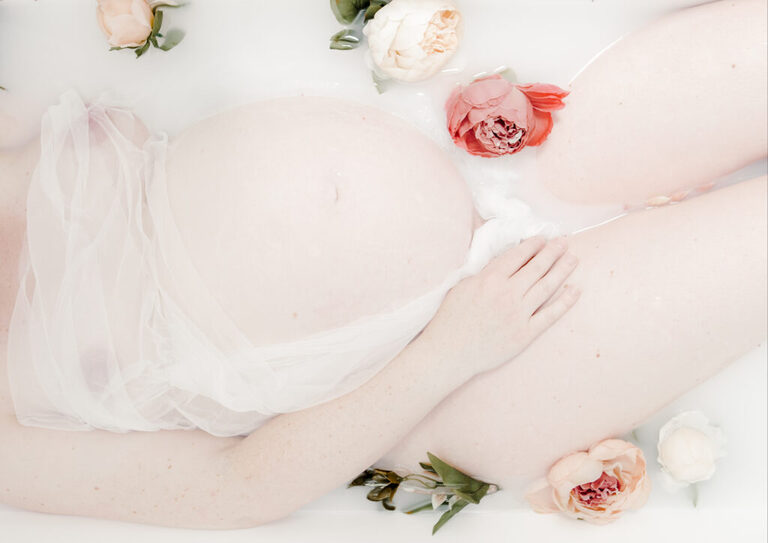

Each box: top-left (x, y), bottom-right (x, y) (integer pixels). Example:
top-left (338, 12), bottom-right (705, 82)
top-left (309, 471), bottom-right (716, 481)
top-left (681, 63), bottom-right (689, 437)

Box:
top-left (529, 285), bottom-right (581, 332)
top-left (484, 236), bottom-right (547, 279)
top-left (512, 237), bottom-right (568, 287)
top-left (524, 252), bottom-right (579, 312)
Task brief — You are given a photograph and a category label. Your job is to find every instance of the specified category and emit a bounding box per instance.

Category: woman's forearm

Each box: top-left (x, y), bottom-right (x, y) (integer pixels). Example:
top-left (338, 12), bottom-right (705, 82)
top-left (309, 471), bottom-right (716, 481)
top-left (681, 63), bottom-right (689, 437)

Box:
top-left (0, 237), bottom-right (577, 529)
top-left (217, 330), bottom-right (473, 526)
top-left (0, 333), bottom-right (470, 529)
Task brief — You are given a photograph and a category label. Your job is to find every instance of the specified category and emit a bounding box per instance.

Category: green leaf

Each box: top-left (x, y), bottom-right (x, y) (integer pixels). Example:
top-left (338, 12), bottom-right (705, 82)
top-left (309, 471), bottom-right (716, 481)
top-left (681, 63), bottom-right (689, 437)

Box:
top-left (432, 498), bottom-right (469, 535)
top-left (404, 500), bottom-right (433, 515)
top-left (366, 484), bottom-right (394, 502)
top-left (348, 469), bottom-right (373, 487)
top-left (371, 70), bottom-right (390, 94)
top-left (454, 483), bottom-right (490, 505)
top-left (0, 86), bottom-right (5, 91)
top-left (329, 28), bottom-right (362, 51)
top-left (366, 485), bottom-right (387, 502)
top-left (386, 471), bottom-right (402, 484)
top-left (426, 453), bottom-right (476, 488)
top-left (329, 0), bottom-right (369, 24)
top-left (151, 9), bottom-right (163, 35)
top-left (364, 0), bottom-right (388, 21)
top-left (419, 462), bottom-right (437, 474)
top-left (371, 469), bottom-right (391, 484)
top-left (158, 29), bottom-right (184, 51)
top-left (364, 482), bottom-right (401, 511)
top-left (425, 452), bottom-right (496, 505)
top-left (134, 40), bottom-right (151, 58)
top-left (382, 486), bottom-right (397, 511)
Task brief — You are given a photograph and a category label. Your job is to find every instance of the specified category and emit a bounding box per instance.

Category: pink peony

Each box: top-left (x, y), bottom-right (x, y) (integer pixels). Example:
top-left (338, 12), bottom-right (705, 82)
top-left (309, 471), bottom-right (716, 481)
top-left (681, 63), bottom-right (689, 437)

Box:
top-left (525, 439), bottom-right (651, 525)
top-left (445, 74), bottom-right (568, 158)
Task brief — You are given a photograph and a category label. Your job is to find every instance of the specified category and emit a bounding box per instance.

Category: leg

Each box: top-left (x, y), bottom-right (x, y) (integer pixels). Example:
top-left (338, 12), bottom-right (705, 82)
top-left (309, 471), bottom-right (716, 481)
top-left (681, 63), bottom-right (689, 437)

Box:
top-left (538, 0), bottom-right (767, 206)
top-left (379, 176), bottom-right (767, 485)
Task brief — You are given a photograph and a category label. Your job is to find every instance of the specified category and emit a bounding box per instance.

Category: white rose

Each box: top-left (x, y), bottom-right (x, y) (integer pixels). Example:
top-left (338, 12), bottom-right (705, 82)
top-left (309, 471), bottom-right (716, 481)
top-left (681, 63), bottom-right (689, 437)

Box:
top-left (97, 0), bottom-right (154, 48)
top-left (363, 0), bottom-right (462, 82)
top-left (657, 411), bottom-right (726, 490)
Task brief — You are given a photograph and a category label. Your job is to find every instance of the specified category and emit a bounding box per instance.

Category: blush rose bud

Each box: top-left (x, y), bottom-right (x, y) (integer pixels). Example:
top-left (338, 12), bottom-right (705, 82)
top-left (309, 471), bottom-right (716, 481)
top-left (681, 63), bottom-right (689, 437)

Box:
top-left (363, 0), bottom-right (462, 82)
top-left (97, 0), bottom-right (154, 48)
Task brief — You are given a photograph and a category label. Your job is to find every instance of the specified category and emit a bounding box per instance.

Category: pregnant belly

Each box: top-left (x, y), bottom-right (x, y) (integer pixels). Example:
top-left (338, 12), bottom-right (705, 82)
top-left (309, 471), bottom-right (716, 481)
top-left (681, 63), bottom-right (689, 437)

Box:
top-left (165, 97), bottom-right (476, 345)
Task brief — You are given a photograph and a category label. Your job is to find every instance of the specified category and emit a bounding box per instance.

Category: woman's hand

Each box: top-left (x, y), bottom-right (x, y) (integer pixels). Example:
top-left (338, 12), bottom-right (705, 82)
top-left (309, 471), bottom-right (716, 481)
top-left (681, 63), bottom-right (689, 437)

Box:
top-left (0, 235), bottom-right (581, 529)
top-left (421, 236), bottom-right (580, 378)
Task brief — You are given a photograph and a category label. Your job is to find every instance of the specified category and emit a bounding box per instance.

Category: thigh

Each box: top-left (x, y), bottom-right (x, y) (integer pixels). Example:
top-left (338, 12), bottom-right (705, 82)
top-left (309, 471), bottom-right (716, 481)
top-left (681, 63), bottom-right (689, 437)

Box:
top-left (538, 0), bottom-right (767, 207)
top-left (379, 176), bottom-right (767, 485)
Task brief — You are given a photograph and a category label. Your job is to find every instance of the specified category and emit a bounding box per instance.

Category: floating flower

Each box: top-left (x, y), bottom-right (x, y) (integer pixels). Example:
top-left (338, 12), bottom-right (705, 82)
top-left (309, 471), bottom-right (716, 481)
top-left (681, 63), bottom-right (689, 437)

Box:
top-left (97, 0), bottom-right (154, 48)
top-left (97, 0), bottom-right (185, 58)
top-left (657, 411), bottom-right (726, 490)
top-left (445, 74), bottom-right (568, 157)
top-left (363, 0), bottom-right (462, 82)
top-left (525, 439), bottom-right (650, 525)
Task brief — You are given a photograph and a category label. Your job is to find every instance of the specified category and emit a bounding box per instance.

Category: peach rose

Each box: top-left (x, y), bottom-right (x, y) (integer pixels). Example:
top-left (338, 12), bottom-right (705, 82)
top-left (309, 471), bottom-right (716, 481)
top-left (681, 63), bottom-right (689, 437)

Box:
top-left (525, 439), bottom-right (651, 524)
top-left (97, 0), bottom-right (154, 48)
top-left (445, 75), bottom-right (568, 158)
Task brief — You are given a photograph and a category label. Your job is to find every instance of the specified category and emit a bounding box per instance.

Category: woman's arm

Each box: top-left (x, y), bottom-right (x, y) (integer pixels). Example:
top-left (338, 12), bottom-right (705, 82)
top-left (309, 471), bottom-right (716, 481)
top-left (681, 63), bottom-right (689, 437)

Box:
top-left (0, 237), bottom-right (579, 529)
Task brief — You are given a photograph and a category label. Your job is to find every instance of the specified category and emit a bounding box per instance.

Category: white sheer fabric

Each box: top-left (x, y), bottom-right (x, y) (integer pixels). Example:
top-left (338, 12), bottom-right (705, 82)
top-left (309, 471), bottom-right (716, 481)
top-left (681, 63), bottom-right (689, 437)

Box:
top-left (7, 91), bottom-right (554, 437)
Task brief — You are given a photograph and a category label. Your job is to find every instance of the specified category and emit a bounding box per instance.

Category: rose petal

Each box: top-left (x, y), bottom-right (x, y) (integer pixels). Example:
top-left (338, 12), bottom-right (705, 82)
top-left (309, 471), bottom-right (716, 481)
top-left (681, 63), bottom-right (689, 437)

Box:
top-left (462, 75), bottom-right (515, 106)
top-left (548, 452), bottom-right (604, 490)
top-left (590, 439), bottom-right (638, 461)
top-left (525, 478), bottom-right (560, 513)
top-left (517, 83), bottom-right (570, 112)
top-left (492, 87), bottom-right (533, 128)
top-left (525, 109), bottom-right (553, 147)
top-left (461, 130), bottom-right (498, 157)
top-left (445, 87), bottom-right (472, 136)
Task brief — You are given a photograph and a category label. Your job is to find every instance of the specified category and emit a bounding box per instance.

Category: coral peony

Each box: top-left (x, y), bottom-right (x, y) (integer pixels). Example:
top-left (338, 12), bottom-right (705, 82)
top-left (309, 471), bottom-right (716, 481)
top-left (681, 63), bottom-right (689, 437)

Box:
top-left (445, 75), bottom-right (568, 157)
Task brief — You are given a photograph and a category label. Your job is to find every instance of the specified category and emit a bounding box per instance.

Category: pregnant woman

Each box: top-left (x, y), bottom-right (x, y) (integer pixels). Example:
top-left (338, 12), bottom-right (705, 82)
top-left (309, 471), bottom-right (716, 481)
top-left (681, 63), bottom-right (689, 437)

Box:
top-left (0, 0), bottom-right (765, 529)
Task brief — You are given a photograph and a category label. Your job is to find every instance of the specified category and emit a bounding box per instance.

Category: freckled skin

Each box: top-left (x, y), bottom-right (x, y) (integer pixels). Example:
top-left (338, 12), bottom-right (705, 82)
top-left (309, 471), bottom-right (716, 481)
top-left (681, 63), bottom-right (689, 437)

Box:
top-left (382, 177), bottom-right (766, 482)
top-left (0, 0), bottom-right (765, 527)
top-left (538, 0), bottom-right (767, 207)
top-left (0, 158), bottom-right (766, 525)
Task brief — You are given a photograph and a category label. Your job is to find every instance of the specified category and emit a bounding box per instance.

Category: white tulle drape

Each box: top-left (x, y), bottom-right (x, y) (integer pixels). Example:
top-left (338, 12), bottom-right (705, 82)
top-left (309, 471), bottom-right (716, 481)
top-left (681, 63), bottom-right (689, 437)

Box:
top-left (7, 92), bottom-right (554, 437)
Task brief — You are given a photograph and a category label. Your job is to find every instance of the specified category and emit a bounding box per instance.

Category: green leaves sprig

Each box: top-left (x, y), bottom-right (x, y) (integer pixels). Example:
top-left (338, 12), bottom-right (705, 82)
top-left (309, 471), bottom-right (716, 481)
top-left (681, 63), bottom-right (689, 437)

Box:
top-left (329, 28), bottom-right (362, 51)
top-left (110, 2), bottom-right (185, 59)
top-left (348, 451), bottom-right (499, 535)
top-left (349, 467), bottom-right (403, 510)
top-left (328, 0), bottom-right (391, 50)
top-left (330, 0), bottom-right (388, 25)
